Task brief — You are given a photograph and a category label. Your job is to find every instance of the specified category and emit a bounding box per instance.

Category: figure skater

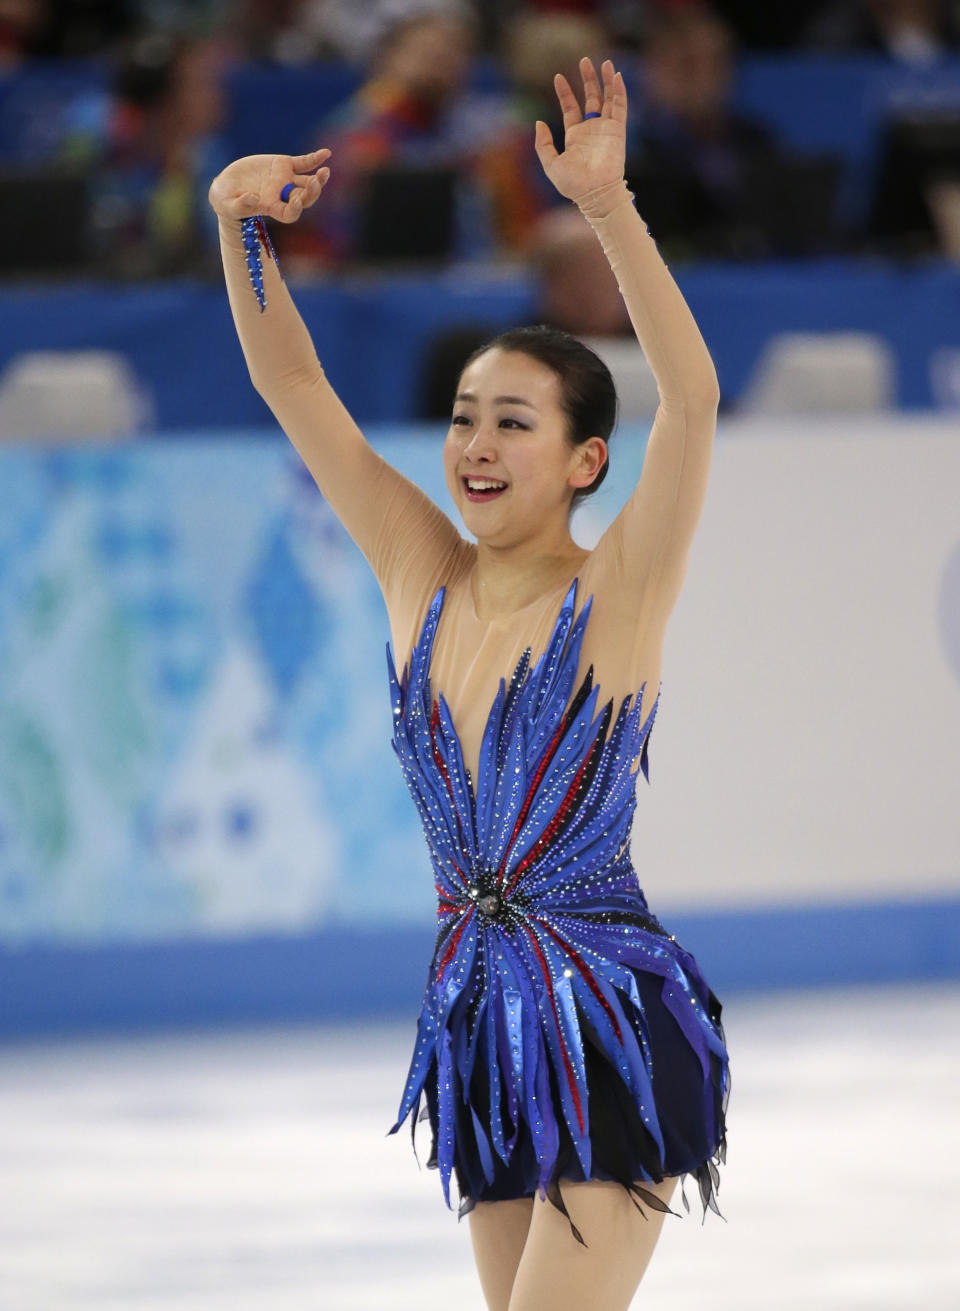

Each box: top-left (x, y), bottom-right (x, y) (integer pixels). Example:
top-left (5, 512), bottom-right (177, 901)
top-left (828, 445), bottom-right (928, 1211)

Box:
top-left (209, 55), bottom-right (730, 1311)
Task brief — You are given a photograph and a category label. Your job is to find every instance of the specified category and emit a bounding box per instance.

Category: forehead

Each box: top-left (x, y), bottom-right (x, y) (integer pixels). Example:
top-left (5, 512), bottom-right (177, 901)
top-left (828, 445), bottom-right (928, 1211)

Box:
top-left (458, 348), bottom-right (561, 405)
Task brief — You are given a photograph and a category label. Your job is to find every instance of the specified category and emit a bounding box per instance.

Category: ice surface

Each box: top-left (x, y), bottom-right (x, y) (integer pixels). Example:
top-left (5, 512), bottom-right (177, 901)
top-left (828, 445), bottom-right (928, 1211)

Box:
top-left (1, 982), bottom-right (957, 1310)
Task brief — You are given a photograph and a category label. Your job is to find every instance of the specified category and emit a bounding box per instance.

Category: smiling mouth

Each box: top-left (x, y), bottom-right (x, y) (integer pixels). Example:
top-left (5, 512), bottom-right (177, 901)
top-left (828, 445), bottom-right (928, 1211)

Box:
top-left (462, 478), bottom-right (509, 501)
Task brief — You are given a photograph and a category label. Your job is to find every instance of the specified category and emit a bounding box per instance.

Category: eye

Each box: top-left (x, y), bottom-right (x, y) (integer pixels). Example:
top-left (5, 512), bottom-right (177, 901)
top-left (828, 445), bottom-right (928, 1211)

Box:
top-left (450, 415), bottom-right (526, 429)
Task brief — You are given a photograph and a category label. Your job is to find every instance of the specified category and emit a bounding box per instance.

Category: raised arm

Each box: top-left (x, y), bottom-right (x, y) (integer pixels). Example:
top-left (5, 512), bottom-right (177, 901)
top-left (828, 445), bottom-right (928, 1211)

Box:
top-left (535, 59), bottom-right (720, 631)
top-left (577, 178), bottom-right (720, 621)
top-left (208, 151), bottom-right (462, 605)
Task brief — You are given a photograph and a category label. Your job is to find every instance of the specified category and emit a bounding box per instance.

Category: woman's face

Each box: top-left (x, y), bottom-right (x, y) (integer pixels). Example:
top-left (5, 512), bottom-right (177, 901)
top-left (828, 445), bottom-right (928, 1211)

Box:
top-left (443, 348), bottom-right (601, 542)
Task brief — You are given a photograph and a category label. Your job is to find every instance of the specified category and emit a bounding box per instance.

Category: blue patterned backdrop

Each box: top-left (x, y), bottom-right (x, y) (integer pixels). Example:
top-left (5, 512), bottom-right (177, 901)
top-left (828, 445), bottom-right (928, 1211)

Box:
top-left (0, 434), bottom-right (442, 946)
top-left (0, 427), bottom-right (648, 950)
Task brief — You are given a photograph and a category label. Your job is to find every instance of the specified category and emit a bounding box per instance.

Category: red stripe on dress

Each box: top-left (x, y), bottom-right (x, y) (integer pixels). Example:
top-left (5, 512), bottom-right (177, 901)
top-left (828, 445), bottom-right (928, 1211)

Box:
top-left (437, 907), bottom-right (473, 980)
top-left (503, 745), bottom-right (593, 902)
top-left (496, 717), bottom-right (566, 890)
top-left (537, 918), bottom-right (624, 1045)
top-left (523, 923), bottom-right (585, 1135)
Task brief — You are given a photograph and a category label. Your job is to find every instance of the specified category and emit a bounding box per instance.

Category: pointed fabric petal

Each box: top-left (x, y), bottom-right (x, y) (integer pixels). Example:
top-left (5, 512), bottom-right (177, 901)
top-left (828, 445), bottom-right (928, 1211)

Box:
top-left (522, 920), bottom-right (591, 1176)
top-left (475, 676), bottom-right (507, 863)
top-left (435, 1026), bottom-right (456, 1207)
top-left (470, 1103), bottom-right (496, 1185)
top-left (387, 1000), bottom-right (437, 1136)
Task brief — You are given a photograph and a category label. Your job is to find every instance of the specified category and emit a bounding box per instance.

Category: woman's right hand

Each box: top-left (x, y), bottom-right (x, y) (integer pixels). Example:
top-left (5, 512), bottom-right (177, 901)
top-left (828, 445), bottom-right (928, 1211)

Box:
top-left (207, 148), bottom-right (332, 223)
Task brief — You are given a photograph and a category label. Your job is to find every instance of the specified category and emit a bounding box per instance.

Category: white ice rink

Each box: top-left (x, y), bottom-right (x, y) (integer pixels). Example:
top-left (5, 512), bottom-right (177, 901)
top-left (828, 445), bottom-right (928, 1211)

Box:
top-left (1, 981), bottom-right (957, 1310)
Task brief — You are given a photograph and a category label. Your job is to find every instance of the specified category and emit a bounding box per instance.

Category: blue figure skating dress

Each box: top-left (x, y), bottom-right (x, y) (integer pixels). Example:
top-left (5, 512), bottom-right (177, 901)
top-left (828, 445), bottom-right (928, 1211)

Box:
top-left (386, 576), bottom-right (730, 1246)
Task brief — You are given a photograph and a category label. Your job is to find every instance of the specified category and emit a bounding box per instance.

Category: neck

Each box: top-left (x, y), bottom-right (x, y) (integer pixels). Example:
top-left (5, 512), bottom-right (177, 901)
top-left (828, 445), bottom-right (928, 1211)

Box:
top-left (472, 537), bottom-right (588, 617)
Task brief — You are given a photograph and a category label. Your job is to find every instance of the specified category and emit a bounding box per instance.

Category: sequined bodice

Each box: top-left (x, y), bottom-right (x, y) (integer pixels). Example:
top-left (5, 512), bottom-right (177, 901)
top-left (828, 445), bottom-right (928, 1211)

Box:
top-left (385, 577), bottom-right (661, 949)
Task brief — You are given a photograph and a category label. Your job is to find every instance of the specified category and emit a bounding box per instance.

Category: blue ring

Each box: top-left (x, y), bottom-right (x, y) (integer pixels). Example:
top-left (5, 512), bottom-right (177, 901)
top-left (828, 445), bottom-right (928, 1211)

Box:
top-left (280, 183), bottom-right (296, 203)
top-left (584, 112), bottom-right (601, 119)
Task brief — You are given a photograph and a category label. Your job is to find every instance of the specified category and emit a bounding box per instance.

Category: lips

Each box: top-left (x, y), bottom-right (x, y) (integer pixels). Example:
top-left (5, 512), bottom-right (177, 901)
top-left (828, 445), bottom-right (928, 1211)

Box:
top-left (462, 477), bottom-right (509, 502)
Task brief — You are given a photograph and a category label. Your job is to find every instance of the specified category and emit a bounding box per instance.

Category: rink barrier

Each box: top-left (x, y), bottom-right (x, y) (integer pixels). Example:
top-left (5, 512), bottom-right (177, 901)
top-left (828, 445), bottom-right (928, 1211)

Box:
top-left (1, 895), bottom-right (958, 1039)
top-left (2, 262), bottom-right (959, 429)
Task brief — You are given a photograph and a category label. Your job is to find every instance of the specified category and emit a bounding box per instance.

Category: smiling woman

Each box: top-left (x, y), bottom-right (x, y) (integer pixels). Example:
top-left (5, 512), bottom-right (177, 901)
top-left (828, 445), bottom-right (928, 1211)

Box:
top-left (209, 53), bottom-right (727, 1311)
top-left (451, 323), bottom-right (617, 513)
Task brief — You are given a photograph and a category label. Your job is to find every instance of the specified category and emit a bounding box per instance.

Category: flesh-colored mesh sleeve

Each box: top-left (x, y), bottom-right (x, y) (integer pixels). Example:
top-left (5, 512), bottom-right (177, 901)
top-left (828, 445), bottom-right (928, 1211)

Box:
top-left (575, 179), bottom-right (720, 634)
top-left (217, 214), bottom-right (462, 606)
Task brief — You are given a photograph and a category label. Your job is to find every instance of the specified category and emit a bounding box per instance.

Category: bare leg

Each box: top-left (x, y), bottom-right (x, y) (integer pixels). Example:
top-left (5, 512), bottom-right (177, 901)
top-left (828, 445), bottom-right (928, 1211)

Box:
top-left (507, 1174), bottom-right (679, 1311)
top-left (468, 1195), bottom-right (535, 1311)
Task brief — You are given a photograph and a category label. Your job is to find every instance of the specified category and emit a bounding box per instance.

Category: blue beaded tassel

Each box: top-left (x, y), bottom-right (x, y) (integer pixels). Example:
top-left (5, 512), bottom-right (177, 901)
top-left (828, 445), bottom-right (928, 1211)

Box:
top-left (240, 214), bottom-right (280, 313)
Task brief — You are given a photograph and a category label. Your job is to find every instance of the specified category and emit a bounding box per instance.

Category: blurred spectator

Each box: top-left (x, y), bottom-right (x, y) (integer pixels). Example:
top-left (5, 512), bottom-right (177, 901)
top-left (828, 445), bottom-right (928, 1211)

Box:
top-left (126, 3), bottom-right (235, 42)
top-left (507, 0), bottom-right (651, 51)
top-left (417, 201), bottom-right (634, 418)
top-left (274, 4), bottom-right (513, 269)
top-left (230, 0), bottom-right (329, 63)
top-left (626, 8), bottom-right (841, 258)
top-left (0, 0), bottom-right (51, 65)
top-left (709, 2), bottom-right (833, 49)
top-left (57, 30), bottom-right (232, 279)
top-left (485, 9), bottom-right (613, 253)
top-left (9, 0), bottom-right (135, 57)
top-left (530, 204), bottom-right (632, 336)
top-left (270, 0), bottom-right (646, 62)
top-left (868, 109), bottom-right (960, 257)
top-left (803, 0), bottom-right (960, 61)
top-left (807, 3), bottom-right (960, 256)
top-left (228, 0), bottom-right (468, 65)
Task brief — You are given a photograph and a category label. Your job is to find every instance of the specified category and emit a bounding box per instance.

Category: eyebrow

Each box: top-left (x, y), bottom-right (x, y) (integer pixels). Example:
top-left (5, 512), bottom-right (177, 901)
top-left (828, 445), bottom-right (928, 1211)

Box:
top-left (454, 391), bottom-right (538, 409)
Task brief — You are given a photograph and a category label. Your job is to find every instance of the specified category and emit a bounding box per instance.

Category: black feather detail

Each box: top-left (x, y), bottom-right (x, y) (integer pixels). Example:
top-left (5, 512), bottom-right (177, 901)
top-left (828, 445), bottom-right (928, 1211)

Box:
top-left (628, 1182), bottom-right (681, 1217)
top-left (546, 1176), bottom-right (587, 1247)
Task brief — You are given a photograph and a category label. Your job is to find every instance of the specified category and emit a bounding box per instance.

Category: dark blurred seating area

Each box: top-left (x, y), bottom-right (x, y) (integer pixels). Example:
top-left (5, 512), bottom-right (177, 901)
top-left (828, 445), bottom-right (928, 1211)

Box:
top-left (1, 0), bottom-right (959, 280)
top-left (1, 0), bottom-right (959, 431)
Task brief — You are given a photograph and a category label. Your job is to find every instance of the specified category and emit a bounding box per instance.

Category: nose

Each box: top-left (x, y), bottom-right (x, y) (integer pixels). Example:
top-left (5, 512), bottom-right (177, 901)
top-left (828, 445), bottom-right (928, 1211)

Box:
top-left (463, 423), bottom-right (497, 459)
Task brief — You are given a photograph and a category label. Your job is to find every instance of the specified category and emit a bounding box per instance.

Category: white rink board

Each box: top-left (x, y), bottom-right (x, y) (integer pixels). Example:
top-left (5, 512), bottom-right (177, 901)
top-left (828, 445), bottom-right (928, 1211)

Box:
top-left (627, 416), bottom-right (960, 911)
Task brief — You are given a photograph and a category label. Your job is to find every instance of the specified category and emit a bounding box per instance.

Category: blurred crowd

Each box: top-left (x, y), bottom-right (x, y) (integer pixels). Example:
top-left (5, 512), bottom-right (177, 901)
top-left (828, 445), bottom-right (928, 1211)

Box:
top-left (2, 0), bottom-right (960, 285)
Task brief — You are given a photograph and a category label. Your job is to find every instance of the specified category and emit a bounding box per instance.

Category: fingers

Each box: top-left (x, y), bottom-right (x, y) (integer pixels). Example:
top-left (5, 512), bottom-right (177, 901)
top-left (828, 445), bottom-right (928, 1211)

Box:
top-left (612, 67), bottom-right (627, 122)
top-left (304, 165), bottom-right (330, 206)
top-left (220, 190), bottom-right (262, 221)
top-left (274, 183), bottom-right (307, 223)
top-left (533, 118), bottom-right (559, 171)
top-left (580, 56), bottom-right (603, 116)
top-left (278, 148), bottom-right (332, 220)
top-left (290, 146), bottom-right (332, 172)
top-left (280, 188), bottom-right (304, 222)
top-left (598, 61), bottom-right (627, 122)
top-left (554, 57), bottom-right (627, 126)
top-left (599, 59), bottom-right (615, 117)
top-left (271, 160), bottom-right (331, 221)
top-left (553, 70), bottom-right (583, 131)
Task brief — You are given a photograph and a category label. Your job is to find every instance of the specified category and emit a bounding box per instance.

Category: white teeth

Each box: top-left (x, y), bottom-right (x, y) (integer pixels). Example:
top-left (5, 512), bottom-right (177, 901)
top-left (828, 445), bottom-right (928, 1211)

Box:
top-left (466, 478), bottom-right (507, 491)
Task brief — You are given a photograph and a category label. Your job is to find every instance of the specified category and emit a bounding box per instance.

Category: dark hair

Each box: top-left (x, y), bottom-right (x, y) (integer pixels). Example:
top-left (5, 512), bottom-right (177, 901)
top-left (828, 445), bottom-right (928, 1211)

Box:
top-left (459, 324), bottom-right (617, 516)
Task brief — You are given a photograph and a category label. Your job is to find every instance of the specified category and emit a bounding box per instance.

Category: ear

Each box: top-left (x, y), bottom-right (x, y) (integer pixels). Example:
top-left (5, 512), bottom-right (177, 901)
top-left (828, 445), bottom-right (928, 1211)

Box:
top-left (571, 437), bottom-right (608, 487)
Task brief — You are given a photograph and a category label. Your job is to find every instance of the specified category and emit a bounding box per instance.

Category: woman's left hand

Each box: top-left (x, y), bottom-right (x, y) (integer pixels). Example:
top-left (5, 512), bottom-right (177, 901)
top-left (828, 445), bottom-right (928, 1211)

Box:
top-left (534, 56), bottom-right (627, 203)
